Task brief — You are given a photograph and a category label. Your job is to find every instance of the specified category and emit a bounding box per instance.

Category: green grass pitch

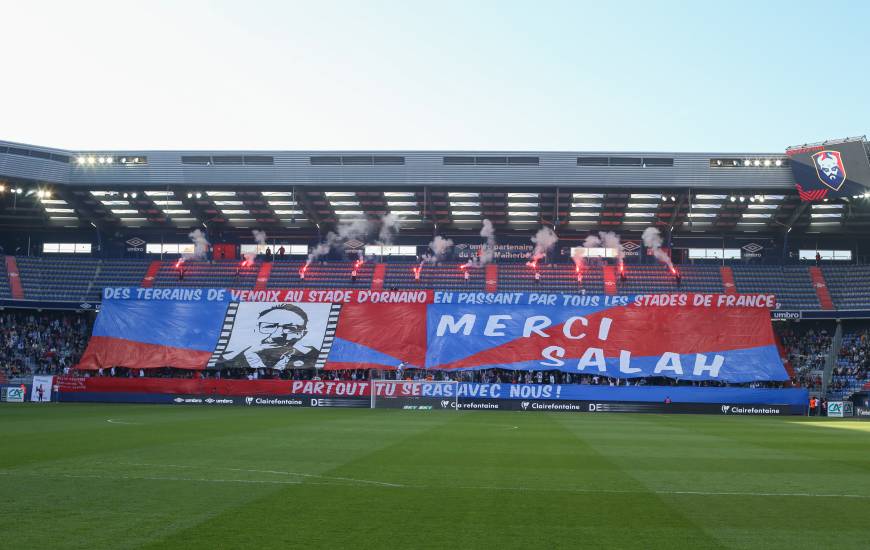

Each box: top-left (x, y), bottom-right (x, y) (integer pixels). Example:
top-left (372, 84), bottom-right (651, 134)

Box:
top-left (2, 404), bottom-right (870, 549)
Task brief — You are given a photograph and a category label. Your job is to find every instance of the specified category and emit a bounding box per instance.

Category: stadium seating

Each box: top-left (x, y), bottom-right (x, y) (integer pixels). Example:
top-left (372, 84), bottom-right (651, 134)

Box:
top-left (151, 259), bottom-right (260, 289)
top-left (8, 256), bottom-right (870, 312)
top-left (777, 321), bottom-right (832, 392)
top-left (731, 265), bottom-right (820, 310)
top-left (829, 327), bottom-right (869, 400)
top-left (609, 265), bottom-right (724, 294)
top-left (383, 262), bottom-right (485, 291)
top-left (821, 265), bottom-right (870, 310)
top-left (0, 257), bottom-right (11, 299)
top-left (268, 259), bottom-right (374, 289)
top-left (14, 257), bottom-right (150, 302)
top-left (497, 263), bottom-right (602, 293)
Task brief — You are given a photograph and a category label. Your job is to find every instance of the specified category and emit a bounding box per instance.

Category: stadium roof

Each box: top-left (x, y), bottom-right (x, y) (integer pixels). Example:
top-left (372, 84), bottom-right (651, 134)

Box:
top-left (1, 139), bottom-right (868, 234)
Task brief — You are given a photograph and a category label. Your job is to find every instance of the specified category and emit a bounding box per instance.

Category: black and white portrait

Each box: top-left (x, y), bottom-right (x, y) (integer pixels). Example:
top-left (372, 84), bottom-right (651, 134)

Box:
top-left (215, 302), bottom-right (332, 370)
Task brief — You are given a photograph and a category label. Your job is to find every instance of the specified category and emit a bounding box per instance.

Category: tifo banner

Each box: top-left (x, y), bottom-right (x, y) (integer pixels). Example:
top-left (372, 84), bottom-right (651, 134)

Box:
top-left (30, 376), bottom-right (54, 402)
top-left (78, 288), bottom-right (784, 383)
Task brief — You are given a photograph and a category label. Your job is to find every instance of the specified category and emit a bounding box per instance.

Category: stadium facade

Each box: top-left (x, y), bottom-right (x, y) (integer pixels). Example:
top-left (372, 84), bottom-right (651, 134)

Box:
top-left (2, 138), bottom-right (870, 257)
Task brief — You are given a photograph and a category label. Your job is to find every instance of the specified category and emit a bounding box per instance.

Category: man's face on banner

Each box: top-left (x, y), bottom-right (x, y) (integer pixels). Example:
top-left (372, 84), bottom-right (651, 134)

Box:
top-left (257, 308), bottom-right (307, 349)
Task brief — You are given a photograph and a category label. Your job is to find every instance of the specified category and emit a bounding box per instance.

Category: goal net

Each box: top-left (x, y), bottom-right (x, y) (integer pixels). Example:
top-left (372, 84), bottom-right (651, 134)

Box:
top-left (371, 380), bottom-right (460, 411)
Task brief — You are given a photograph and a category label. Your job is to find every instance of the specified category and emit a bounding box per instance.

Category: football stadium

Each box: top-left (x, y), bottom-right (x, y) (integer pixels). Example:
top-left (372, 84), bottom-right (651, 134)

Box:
top-left (2, 137), bottom-right (870, 548)
top-left (3, 2), bottom-right (870, 548)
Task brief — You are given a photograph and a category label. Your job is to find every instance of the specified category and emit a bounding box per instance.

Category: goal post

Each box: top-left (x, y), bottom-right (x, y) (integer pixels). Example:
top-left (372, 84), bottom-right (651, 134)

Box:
top-left (370, 380), bottom-right (460, 411)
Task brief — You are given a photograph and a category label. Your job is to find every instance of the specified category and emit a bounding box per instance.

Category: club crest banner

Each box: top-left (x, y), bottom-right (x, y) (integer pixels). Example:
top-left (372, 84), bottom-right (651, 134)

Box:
top-left (77, 288), bottom-right (786, 383)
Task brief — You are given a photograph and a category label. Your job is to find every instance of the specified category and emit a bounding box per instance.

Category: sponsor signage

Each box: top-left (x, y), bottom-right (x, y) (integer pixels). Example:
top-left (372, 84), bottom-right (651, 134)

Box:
top-left (621, 241), bottom-right (641, 257)
top-left (827, 401), bottom-right (845, 418)
top-left (855, 406), bottom-right (870, 418)
top-left (3, 387), bottom-right (26, 403)
top-left (741, 243), bottom-right (764, 259)
top-left (125, 237), bottom-right (146, 253)
top-left (456, 243), bottom-right (533, 260)
top-left (167, 394), bottom-right (367, 408)
top-left (376, 397), bottom-right (789, 414)
top-left (772, 311), bottom-right (801, 320)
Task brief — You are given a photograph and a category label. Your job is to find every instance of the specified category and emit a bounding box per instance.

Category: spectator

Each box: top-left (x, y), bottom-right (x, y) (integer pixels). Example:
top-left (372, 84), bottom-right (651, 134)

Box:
top-left (0, 310), bottom-right (92, 377)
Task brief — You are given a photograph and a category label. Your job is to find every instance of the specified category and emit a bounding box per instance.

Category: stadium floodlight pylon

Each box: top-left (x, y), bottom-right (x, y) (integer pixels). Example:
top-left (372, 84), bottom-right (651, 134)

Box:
top-left (371, 379), bottom-right (460, 410)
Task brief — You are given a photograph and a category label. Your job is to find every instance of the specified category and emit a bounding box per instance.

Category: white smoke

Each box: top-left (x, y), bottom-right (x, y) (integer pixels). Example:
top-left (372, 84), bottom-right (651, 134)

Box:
top-left (306, 218), bottom-right (373, 267)
top-left (378, 213), bottom-right (401, 245)
top-left (477, 219), bottom-right (496, 266)
top-left (426, 235), bottom-right (454, 262)
top-left (244, 229), bottom-right (268, 264)
top-left (337, 218), bottom-right (371, 241)
top-left (582, 234), bottom-right (602, 249)
top-left (598, 231), bottom-right (623, 264)
top-left (529, 226), bottom-right (558, 264)
top-left (306, 240), bottom-right (332, 265)
top-left (642, 226), bottom-right (673, 270)
top-left (184, 229), bottom-right (209, 261)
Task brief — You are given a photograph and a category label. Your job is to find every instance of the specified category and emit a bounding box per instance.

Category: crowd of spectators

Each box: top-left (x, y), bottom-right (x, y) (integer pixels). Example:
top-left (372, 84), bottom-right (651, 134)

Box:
top-left (776, 322), bottom-right (832, 390)
top-left (0, 311), bottom-right (93, 378)
top-left (71, 364), bottom-right (785, 388)
top-left (830, 328), bottom-right (870, 397)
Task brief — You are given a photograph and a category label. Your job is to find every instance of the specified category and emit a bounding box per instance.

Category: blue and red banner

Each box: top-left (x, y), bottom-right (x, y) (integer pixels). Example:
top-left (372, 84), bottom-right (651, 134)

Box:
top-left (77, 288), bottom-right (785, 383)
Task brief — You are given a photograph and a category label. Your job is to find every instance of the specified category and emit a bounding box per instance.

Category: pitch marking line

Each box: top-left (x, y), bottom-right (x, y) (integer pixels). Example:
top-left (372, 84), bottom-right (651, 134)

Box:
top-left (106, 419), bottom-right (140, 425)
top-left (116, 462), bottom-right (404, 488)
top-left (2, 470), bottom-right (868, 499)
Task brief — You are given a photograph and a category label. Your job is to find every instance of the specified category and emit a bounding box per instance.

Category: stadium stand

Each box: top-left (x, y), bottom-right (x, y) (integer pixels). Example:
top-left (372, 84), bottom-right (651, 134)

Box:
top-left (383, 262), bottom-right (486, 291)
top-left (14, 257), bottom-right (150, 302)
top-left (268, 259), bottom-right (374, 289)
top-left (731, 265), bottom-right (821, 310)
top-left (0, 257), bottom-right (11, 300)
top-left (0, 310), bottom-right (92, 377)
top-left (821, 265), bottom-right (870, 310)
top-left (777, 321), bottom-right (833, 391)
top-left (497, 263), bottom-right (602, 293)
top-left (150, 259), bottom-right (261, 288)
top-left (830, 326), bottom-right (870, 400)
top-left (5, 256), bottom-right (870, 309)
top-left (612, 265), bottom-right (724, 294)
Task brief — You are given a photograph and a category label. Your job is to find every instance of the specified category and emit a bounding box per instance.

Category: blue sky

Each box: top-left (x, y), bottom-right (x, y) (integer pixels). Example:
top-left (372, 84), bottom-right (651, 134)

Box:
top-left (1, 0), bottom-right (867, 152)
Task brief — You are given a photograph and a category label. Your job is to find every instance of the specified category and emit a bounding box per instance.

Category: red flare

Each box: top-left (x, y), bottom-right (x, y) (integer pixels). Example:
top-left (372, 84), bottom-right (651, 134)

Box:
top-left (526, 259), bottom-right (538, 270)
top-left (174, 259), bottom-right (184, 269)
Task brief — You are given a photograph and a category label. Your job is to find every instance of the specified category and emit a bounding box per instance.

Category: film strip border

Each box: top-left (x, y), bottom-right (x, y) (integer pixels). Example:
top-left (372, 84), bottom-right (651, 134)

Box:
top-left (207, 302), bottom-right (240, 368)
top-left (315, 303), bottom-right (342, 369)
